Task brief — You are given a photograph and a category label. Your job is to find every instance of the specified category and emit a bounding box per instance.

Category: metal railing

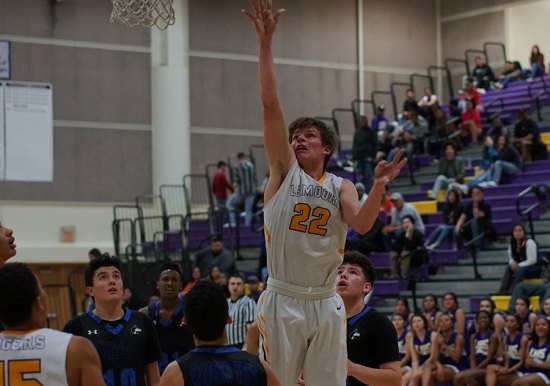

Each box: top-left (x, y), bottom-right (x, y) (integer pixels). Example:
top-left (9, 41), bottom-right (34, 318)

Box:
top-left (516, 185), bottom-right (544, 240)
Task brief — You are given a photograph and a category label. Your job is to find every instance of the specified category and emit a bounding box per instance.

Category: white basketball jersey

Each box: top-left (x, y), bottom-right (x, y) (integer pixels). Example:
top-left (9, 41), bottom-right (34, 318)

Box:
top-left (263, 161), bottom-right (347, 287)
top-left (0, 328), bottom-right (71, 386)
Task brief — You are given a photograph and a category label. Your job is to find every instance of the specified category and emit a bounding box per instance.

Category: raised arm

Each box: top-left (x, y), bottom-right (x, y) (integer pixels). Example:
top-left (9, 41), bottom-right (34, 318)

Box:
top-left (242, 0), bottom-right (293, 203)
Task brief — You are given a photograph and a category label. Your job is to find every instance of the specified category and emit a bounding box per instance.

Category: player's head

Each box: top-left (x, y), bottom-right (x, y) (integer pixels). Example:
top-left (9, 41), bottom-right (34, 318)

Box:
top-left (157, 262), bottom-right (183, 299)
top-left (288, 117), bottom-right (339, 169)
top-left (184, 280), bottom-right (229, 342)
top-left (0, 221), bottom-right (16, 263)
top-left (84, 253), bottom-right (123, 303)
top-left (0, 263), bottom-right (46, 328)
top-left (217, 160), bottom-right (227, 169)
top-left (337, 251), bottom-right (376, 298)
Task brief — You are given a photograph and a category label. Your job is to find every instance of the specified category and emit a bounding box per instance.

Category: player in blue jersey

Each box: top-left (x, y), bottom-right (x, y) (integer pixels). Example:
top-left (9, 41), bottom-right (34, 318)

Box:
top-left (64, 253), bottom-right (162, 386)
top-left (159, 280), bottom-right (281, 386)
top-left (140, 263), bottom-right (195, 374)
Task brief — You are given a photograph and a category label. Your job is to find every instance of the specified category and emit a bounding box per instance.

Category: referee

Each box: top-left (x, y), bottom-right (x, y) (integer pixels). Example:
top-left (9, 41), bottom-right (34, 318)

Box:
top-left (226, 273), bottom-right (256, 348)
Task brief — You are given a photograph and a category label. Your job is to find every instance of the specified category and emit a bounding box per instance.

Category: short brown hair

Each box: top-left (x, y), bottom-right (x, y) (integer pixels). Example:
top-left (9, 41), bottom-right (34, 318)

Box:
top-left (288, 117), bottom-right (340, 169)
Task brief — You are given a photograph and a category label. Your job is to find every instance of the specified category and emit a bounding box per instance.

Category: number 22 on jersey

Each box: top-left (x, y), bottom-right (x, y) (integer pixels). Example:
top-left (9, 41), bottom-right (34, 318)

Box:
top-left (289, 203), bottom-right (331, 236)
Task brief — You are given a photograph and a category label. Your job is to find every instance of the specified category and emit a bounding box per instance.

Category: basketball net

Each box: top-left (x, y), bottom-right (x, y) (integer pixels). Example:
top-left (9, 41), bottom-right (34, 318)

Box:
top-left (110, 0), bottom-right (175, 30)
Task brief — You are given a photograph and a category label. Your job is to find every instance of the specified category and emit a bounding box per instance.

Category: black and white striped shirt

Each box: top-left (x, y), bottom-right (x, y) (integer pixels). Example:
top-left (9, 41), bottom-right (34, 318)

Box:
top-left (234, 161), bottom-right (257, 196)
top-left (226, 295), bottom-right (256, 346)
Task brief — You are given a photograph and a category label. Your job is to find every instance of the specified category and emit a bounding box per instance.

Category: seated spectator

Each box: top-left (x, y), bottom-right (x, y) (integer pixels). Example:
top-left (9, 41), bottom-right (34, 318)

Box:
top-left (195, 236), bottom-right (238, 277)
top-left (461, 99), bottom-right (482, 144)
top-left (515, 296), bottom-right (538, 336)
top-left (246, 275), bottom-right (262, 303)
top-left (425, 188), bottom-right (463, 250)
top-left (495, 60), bottom-right (524, 89)
top-left (485, 313), bottom-right (528, 386)
top-left (454, 311), bottom-right (498, 386)
top-left (392, 313), bottom-right (412, 384)
top-left (394, 296), bottom-right (412, 323)
top-left (441, 292), bottom-right (466, 335)
top-left (498, 223), bottom-right (541, 294)
top-left (417, 87), bottom-right (439, 116)
top-left (528, 44), bottom-right (546, 81)
top-left (430, 141), bottom-right (465, 200)
top-left (383, 192), bottom-right (425, 250)
top-left (450, 135), bottom-right (499, 195)
top-left (455, 186), bottom-right (494, 247)
top-left (402, 88), bottom-right (418, 118)
top-left (511, 107), bottom-right (542, 162)
top-left (422, 294), bottom-right (443, 331)
top-left (472, 55), bottom-right (495, 91)
top-left (395, 111), bottom-right (429, 154)
top-left (387, 216), bottom-right (423, 279)
top-left (183, 266), bottom-right (202, 293)
top-left (388, 128), bottom-right (415, 162)
top-left (512, 318), bottom-right (550, 385)
top-left (448, 99), bottom-right (462, 121)
top-left (459, 78), bottom-right (483, 111)
top-left (408, 313), bottom-right (436, 386)
top-left (371, 104), bottom-right (389, 131)
top-left (479, 135), bottom-right (523, 187)
top-left (428, 313), bottom-right (465, 385)
top-left (476, 297), bottom-right (505, 336)
top-left (345, 216), bottom-right (385, 255)
top-left (507, 280), bottom-right (550, 315)
top-left (355, 182), bottom-right (368, 204)
top-left (375, 128), bottom-right (393, 163)
top-left (487, 116), bottom-right (508, 139)
top-left (538, 297), bottom-right (550, 320)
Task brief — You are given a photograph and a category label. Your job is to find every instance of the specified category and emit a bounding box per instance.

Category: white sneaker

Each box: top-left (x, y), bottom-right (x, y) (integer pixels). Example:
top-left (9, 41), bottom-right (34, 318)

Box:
top-left (478, 181), bottom-right (489, 188)
top-left (487, 181), bottom-right (498, 187)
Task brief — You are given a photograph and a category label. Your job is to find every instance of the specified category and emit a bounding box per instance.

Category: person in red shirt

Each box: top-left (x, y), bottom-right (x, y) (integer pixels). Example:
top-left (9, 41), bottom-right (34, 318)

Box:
top-left (461, 78), bottom-right (482, 111)
top-left (212, 161), bottom-right (234, 208)
top-left (461, 99), bottom-right (482, 144)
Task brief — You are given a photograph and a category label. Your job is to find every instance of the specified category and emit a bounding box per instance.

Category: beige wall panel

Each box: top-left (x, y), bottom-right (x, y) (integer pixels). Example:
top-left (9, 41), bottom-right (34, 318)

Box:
top-left (0, 128), bottom-right (152, 202)
top-left (441, 0), bottom-right (522, 17)
top-left (190, 57), bottom-right (357, 130)
top-left (10, 43), bottom-right (151, 124)
top-left (189, 0), bottom-right (357, 63)
top-left (0, 0), bottom-right (149, 46)
top-left (363, 0), bottom-right (436, 69)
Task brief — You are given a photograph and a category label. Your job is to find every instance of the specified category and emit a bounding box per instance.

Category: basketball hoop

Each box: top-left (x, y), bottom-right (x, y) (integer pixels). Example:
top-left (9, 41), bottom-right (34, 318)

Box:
top-left (110, 0), bottom-right (175, 30)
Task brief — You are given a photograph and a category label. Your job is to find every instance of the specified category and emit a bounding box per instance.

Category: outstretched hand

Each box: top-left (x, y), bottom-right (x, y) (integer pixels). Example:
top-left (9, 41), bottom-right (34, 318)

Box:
top-left (242, 0), bottom-right (285, 38)
top-left (374, 149), bottom-right (408, 185)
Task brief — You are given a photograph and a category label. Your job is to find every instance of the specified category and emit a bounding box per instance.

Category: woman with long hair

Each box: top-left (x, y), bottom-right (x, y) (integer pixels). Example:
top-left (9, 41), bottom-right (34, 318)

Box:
top-left (511, 317), bottom-right (550, 385)
top-left (441, 292), bottom-right (465, 335)
top-left (498, 223), bottom-right (540, 294)
top-left (485, 313), bottom-right (528, 386)
top-left (478, 297), bottom-right (505, 336)
top-left (427, 313), bottom-right (465, 385)
top-left (454, 311), bottom-right (498, 385)
top-left (406, 313), bottom-right (436, 386)
top-left (538, 298), bottom-right (550, 320)
top-left (424, 189), bottom-right (462, 251)
top-left (394, 296), bottom-right (412, 324)
top-left (529, 44), bottom-right (545, 80)
top-left (393, 314), bottom-right (412, 386)
top-left (515, 296), bottom-right (538, 336)
top-left (422, 294), bottom-right (442, 331)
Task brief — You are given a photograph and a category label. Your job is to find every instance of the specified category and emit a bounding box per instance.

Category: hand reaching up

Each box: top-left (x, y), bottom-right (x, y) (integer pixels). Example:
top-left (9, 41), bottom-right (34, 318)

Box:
top-left (242, 0), bottom-right (285, 39)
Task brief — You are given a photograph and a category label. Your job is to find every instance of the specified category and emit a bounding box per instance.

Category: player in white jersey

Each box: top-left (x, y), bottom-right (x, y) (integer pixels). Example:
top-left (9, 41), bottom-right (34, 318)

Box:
top-left (242, 2), bottom-right (406, 385)
top-left (0, 262), bottom-right (105, 386)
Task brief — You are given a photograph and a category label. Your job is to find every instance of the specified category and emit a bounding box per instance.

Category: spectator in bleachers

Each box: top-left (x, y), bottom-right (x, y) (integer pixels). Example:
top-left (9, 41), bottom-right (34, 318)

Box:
top-left (507, 276), bottom-right (550, 315)
top-left (480, 135), bottom-right (523, 187)
top-left (538, 298), bottom-right (550, 320)
top-left (355, 182), bottom-right (368, 204)
top-left (455, 186), bottom-right (494, 247)
top-left (429, 142), bottom-right (465, 200)
top-left (498, 223), bottom-right (541, 294)
top-left (375, 128), bottom-right (393, 163)
top-left (459, 78), bottom-right (483, 112)
top-left (512, 107), bottom-right (541, 162)
top-left (387, 216), bottom-right (423, 280)
top-left (388, 128), bottom-right (416, 163)
top-left (399, 111), bottom-right (429, 154)
top-left (423, 294), bottom-right (442, 331)
top-left (454, 311), bottom-right (498, 386)
top-left (472, 56), bottom-right (495, 91)
top-left (485, 313), bottom-right (528, 386)
top-left (246, 275), bottom-right (262, 303)
top-left (451, 135), bottom-right (499, 195)
top-left (442, 292), bottom-right (466, 336)
top-left (487, 116), bottom-right (508, 139)
top-left (227, 152), bottom-right (257, 227)
top-left (212, 160), bottom-right (234, 209)
top-left (182, 266), bottom-right (202, 293)
top-left (495, 60), bottom-right (524, 89)
top-left (383, 192), bottom-right (425, 250)
top-left (372, 104), bottom-right (390, 131)
top-left (407, 313), bottom-right (435, 386)
top-left (515, 296), bottom-right (537, 336)
top-left (477, 297), bottom-right (505, 336)
top-left (195, 236), bottom-right (237, 278)
top-left (417, 87), bottom-right (438, 117)
top-left (392, 313), bottom-right (412, 384)
top-left (345, 216), bottom-right (385, 256)
top-left (394, 296), bottom-right (412, 323)
top-left (461, 99), bottom-right (482, 144)
top-left (352, 115), bottom-right (378, 191)
top-left (512, 318), bottom-right (550, 385)
top-left (402, 88), bottom-right (418, 118)
top-left (528, 44), bottom-right (546, 81)
top-left (425, 188), bottom-right (463, 251)
top-left (429, 313), bottom-right (466, 385)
